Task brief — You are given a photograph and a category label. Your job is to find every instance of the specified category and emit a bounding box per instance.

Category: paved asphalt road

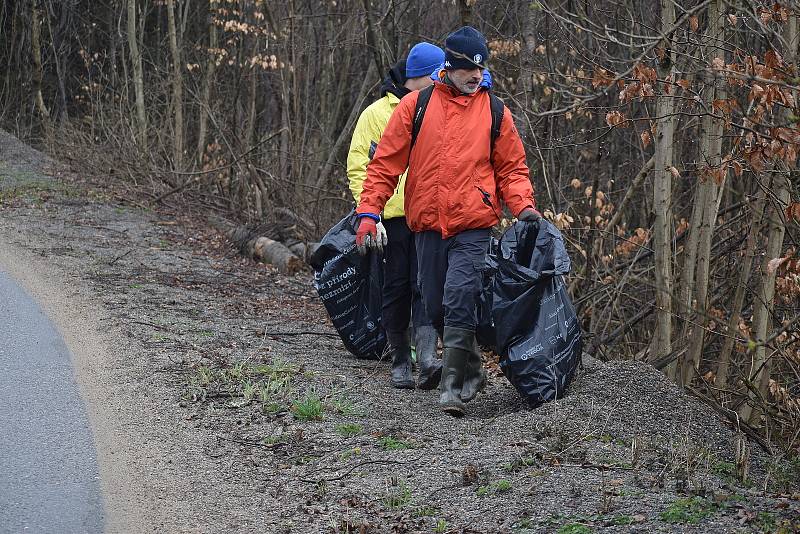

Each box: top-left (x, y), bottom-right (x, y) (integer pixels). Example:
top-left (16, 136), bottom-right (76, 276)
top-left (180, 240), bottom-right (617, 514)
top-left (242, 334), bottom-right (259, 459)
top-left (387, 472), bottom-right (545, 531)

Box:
top-left (0, 269), bottom-right (104, 533)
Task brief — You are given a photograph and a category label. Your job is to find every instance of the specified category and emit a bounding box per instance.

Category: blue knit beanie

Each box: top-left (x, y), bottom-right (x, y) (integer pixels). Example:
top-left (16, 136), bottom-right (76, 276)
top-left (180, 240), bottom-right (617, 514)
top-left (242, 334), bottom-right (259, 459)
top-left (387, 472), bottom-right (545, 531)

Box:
top-left (406, 42), bottom-right (445, 78)
top-left (444, 26), bottom-right (489, 70)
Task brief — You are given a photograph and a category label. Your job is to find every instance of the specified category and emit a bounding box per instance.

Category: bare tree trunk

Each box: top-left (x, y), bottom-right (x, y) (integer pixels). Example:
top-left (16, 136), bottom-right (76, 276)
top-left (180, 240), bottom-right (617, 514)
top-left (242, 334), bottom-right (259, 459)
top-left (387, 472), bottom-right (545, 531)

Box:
top-left (127, 0), bottom-right (147, 149)
top-left (680, 0), bottom-right (727, 386)
top-left (196, 5), bottom-right (217, 166)
top-left (653, 0), bottom-right (676, 370)
top-left (30, 2), bottom-right (50, 131)
top-left (244, 71), bottom-right (258, 155)
top-left (457, 0), bottom-right (473, 26)
top-left (361, 0), bottom-right (386, 76)
top-left (166, 0), bottom-right (183, 169)
top-left (44, 0), bottom-right (69, 122)
top-left (740, 172), bottom-right (792, 424)
top-left (741, 13), bottom-right (797, 424)
top-left (313, 61), bottom-right (377, 191)
top-left (679, 184), bottom-right (706, 332)
top-left (716, 190), bottom-right (767, 388)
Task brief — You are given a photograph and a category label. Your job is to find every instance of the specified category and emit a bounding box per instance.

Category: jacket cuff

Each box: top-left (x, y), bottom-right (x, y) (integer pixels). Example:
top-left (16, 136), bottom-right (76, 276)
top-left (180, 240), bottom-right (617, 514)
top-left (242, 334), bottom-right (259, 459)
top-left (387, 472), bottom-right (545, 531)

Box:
top-left (356, 212), bottom-right (381, 222)
top-left (515, 204), bottom-right (536, 217)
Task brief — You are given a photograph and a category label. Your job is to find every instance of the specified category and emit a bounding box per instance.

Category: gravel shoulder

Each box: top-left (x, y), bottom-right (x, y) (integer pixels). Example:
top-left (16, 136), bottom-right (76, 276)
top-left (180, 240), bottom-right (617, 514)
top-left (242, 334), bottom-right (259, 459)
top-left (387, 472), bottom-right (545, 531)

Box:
top-left (0, 130), bottom-right (797, 533)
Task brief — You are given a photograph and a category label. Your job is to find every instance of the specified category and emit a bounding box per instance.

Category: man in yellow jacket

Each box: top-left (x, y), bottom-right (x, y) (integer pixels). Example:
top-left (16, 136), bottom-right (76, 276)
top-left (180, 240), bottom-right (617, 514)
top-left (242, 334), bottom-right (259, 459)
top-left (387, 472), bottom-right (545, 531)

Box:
top-left (347, 43), bottom-right (444, 390)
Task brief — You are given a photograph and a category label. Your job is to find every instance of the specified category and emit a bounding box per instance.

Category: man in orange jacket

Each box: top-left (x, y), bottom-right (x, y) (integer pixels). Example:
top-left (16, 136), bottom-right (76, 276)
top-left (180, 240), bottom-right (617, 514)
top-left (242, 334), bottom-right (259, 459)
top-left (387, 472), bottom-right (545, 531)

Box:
top-left (355, 26), bottom-right (540, 416)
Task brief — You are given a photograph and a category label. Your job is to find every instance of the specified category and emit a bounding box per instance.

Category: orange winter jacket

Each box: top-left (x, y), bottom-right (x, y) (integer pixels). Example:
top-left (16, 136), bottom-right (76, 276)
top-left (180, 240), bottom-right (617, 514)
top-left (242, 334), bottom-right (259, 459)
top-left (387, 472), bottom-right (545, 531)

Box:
top-left (356, 81), bottom-right (535, 238)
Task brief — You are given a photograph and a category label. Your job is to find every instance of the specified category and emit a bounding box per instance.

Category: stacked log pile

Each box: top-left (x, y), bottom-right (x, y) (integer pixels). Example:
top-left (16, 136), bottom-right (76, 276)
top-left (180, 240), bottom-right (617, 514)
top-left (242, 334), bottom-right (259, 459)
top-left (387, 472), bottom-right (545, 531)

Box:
top-left (209, 209), bottom-right (319, 275)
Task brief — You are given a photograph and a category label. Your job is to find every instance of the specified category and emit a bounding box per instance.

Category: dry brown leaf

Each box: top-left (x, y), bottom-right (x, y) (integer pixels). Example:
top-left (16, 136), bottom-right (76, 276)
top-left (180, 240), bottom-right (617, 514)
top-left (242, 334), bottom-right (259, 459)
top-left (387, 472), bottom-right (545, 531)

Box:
top-left (785, 202), bottom-right (800, 221)
top-left (689, 15), bottom-right (699, 32)
top-left (668, 166), bottom-right (681, 178)
top-left (640, 129), bottom-right (652, 148)
top-left (605, 110), bottom-right (626, 127)
top-left (592, 67), bottom-right (614, 88)
top-left (765, 49), bottom-right (783, 69)
top-left (749, 84), bottom-right (765, 101)
top-left (728, 13), bottom-right (738, 26)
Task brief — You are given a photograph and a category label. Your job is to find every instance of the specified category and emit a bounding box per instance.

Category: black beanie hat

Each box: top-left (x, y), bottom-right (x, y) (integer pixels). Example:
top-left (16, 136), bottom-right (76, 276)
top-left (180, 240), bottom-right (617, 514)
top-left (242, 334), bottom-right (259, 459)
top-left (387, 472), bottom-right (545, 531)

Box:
top-left (444, 26), bottom-right (489, 70)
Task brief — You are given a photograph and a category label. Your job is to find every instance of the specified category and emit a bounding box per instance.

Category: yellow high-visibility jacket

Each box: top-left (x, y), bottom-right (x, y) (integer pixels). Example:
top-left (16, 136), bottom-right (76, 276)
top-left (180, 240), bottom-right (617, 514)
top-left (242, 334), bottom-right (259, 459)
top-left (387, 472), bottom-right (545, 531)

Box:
top-left (347, 92), bottom-right (407, 220)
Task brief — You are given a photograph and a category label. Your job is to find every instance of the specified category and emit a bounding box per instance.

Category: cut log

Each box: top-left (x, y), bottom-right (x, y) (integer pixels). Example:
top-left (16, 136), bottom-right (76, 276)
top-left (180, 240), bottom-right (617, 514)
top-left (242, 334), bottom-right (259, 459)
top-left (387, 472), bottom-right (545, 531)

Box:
top-left (251, 236), bottom-right (304, 275)
top-left (208, 216), bottom-right (305, 274)
top-left (287, 241), bottom-right (321, 262)
top-left (288, 242), bottom-right (307, 260)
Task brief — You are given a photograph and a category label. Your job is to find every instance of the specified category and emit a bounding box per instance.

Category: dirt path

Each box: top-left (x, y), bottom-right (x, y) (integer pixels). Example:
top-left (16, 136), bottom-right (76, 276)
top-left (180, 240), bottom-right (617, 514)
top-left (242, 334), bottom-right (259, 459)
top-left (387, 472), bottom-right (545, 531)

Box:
top-left (0, 130), bottom-right (797, 533)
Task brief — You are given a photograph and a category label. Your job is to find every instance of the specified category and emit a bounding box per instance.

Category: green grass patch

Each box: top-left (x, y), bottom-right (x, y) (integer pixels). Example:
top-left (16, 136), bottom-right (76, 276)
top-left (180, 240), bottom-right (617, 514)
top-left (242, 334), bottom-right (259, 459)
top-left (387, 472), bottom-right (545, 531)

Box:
top-left (557, 524), bottom-right (592, 534)
top-left (336, 423), bottom-right (363, 438)
top-left (292, 393), bottom-right (323, 421)
top-left (476, 479), bottom-right (513, 497)
top-left (412, 505), bottom-right (440, 518)
top-left (541, 513), bottom-right (637, 531)
top-left (331, 396), bottom-right (361, 416)
top-left (768, 457), bottom-right (800, 493)
top-left (381, 482), bottom-right (412, 509)
top-left (494, 479), bottom-right (512, 493)
top-left (659, 496), bottom-right (716, 524)
top-left (186, 359), bottom-right (297, 406)
top-left (378, 435), bottom-right (413, 451)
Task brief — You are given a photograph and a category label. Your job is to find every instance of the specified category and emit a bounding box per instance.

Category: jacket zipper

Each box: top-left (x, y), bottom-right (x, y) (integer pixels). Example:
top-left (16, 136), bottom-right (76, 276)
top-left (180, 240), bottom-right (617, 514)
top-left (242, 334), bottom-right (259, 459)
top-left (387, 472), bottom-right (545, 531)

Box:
top-left (475, 185), bottom-right (502, 220)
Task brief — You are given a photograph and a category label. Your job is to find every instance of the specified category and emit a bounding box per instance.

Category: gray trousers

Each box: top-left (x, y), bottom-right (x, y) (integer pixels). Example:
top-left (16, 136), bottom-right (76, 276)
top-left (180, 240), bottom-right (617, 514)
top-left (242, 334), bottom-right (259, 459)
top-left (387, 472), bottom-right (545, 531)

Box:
top-left (415, 228), bottom-right (490, 332)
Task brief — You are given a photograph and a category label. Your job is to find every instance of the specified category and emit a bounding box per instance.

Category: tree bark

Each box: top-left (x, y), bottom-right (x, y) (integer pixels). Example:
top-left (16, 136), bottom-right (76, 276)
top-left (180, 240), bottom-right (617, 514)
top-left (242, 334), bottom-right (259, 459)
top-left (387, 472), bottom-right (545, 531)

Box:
top-left (196, 5), bottom-right (218, 167)
top-left (30, 2), bottom-right (50, 131)
top-left (166, 0), bottom-right (183, 169)
top-left (127, 0), bottom-right (147, 149)
top-left (680, 0), bottom-right (727, 386)
top-left (458, 0), bottom-right (473, 26)
top-left (314, 61), bottom-right (377, 191)
top-left (653, 0), bottom-right (676, 369)
top-left (740, 12), bottom-right (798, 424)
top-left (716, 190), bottom-right (767, 388)
top-left (740, 172), bottom-right (791, 424)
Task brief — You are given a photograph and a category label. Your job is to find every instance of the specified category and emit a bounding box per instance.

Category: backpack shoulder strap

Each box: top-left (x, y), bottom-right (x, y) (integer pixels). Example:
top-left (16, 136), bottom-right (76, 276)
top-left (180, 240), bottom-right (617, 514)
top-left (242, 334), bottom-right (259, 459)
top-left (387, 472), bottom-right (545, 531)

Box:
top-left (410, 85), bottom-right (434, 153)
top-left (489, 92), bottom-right (505, 155)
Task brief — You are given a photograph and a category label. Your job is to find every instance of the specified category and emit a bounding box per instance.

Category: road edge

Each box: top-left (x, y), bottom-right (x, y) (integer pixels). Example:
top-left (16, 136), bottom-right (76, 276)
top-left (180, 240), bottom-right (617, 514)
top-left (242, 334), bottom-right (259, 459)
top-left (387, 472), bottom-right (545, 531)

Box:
top-left (0, 231), bottom-right (152, 533)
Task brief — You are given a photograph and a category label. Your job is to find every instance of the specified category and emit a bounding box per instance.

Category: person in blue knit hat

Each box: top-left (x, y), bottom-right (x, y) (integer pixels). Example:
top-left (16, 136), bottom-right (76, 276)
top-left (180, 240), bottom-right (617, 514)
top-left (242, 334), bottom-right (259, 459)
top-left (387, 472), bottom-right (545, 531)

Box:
top-left (406, 42), bottom-right (445, 78)
top-left (346, 42), bottom-right (445, 390)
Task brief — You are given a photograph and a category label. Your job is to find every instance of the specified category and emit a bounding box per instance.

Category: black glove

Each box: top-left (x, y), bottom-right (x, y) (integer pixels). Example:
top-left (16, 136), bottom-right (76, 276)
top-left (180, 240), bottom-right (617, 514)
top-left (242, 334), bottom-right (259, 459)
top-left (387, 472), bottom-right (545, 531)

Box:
top-left (518, 207), bottom-right (542, 222)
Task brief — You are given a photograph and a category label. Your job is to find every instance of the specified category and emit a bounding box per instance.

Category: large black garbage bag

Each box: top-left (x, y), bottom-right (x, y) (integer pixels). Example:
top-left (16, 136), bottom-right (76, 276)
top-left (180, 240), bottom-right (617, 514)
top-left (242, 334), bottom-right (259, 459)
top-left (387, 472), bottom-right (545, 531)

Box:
top-left (493, 220), bottom-right (582, 407)
top-left (475, 237), bottom-right (498, 349)
top-left (310, 211), bottom-right (386, 359)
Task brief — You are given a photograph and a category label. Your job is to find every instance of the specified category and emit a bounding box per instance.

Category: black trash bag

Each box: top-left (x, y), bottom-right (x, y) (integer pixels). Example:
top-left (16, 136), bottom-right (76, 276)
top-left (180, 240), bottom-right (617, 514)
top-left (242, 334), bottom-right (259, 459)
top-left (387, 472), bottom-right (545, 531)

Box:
top-left (310, 211), bottom-right (386, 360)
top-left (493, 220), bottom-right (582, 407)
top-left (475, 237), bottom-right (499, 349)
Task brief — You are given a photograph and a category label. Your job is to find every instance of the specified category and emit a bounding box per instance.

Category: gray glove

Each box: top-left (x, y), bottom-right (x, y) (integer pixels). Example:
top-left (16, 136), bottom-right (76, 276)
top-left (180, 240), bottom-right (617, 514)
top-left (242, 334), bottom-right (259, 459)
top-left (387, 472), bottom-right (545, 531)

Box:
top-left (518, 207), bottom-right (542, 221)
top-left (373, 222), bottom-right (388, 253)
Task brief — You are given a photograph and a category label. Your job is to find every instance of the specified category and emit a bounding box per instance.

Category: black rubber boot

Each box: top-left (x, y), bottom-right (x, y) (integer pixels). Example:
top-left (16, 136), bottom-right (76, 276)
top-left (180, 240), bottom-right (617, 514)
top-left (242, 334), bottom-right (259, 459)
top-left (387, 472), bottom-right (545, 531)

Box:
top-left (415, 325), bottom-right (442, 390)
top-left (460, 334), bottom-right (487, 403)
top-left (439, 327), bottom-right (468, 416)
top-left (386, 331), bottom-right (415, 389)
top-left (444, 327), bottom-right (486, 403)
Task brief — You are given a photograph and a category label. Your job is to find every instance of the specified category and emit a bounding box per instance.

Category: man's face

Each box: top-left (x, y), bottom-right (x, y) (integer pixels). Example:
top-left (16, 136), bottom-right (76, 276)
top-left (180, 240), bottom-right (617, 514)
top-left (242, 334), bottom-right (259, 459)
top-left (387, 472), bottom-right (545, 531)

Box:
top-left (447, 67), bottom-right (482, 94)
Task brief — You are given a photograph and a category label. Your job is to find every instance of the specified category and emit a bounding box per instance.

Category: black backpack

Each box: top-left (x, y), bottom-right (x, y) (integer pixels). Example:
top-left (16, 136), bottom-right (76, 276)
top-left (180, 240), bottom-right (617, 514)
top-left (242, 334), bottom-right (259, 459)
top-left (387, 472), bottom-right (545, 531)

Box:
top-left (409, 84), bottom-right (505, 155)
